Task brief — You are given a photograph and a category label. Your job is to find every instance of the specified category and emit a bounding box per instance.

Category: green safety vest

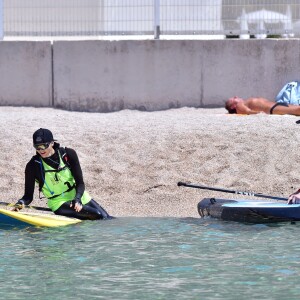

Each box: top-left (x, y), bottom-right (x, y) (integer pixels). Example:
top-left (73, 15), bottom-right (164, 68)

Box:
top-left (41, 152), bottom-right (91, 212)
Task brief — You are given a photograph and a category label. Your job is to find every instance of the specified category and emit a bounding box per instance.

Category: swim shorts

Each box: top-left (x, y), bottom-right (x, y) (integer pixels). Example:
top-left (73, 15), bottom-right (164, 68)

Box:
top-left (270, 102), bottom-right (289, 114)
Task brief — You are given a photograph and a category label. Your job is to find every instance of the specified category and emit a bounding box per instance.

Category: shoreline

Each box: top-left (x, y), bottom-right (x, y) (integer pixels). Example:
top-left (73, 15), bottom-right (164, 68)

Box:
top-left (1, 106), bottom-right (299, 217)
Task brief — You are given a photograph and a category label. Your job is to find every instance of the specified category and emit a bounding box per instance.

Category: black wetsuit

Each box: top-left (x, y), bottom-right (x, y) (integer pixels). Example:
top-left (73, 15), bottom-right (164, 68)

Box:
top-left (20, 143), bottom-right (112, 220)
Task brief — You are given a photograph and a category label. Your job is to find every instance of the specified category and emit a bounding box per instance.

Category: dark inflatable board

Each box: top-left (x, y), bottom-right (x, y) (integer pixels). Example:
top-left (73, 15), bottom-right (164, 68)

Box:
top-left (197, 198), bottom-right (300, 223)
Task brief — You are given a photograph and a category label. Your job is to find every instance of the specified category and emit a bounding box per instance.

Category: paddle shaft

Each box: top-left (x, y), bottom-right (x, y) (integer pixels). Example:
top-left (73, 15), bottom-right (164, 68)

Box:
top-left (177, 182), bottom-right (288, 201)
top-left (0, 201), bottom-right (52, 212)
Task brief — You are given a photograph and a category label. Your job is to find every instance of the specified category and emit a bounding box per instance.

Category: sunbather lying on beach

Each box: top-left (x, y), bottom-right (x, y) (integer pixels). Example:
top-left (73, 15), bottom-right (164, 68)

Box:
top-left (225, 96), bottom-right (300, 115)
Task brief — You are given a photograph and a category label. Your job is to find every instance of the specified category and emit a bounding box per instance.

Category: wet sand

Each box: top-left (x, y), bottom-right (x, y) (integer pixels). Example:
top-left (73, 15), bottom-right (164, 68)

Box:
top-left (1, 106), bottom-right (299, 217)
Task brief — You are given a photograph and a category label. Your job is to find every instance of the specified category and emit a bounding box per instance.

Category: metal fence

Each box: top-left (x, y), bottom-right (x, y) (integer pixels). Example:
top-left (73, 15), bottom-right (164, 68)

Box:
top-left (1, 0), bottom-right (300, 39)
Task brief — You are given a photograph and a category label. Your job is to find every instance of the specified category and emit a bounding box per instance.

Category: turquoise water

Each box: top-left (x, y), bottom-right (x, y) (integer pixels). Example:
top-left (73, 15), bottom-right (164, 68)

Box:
top-left (1, 217), bottom-right (300, 300)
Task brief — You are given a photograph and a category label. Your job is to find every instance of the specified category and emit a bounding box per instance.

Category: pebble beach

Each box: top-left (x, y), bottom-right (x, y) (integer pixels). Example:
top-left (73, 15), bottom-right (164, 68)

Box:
top-left (1, 106), bottom-right (300, 218)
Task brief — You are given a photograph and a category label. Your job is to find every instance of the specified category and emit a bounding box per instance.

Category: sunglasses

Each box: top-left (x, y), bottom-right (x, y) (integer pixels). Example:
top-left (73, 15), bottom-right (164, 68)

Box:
top-left (34, 142), bottom-right (51, 151)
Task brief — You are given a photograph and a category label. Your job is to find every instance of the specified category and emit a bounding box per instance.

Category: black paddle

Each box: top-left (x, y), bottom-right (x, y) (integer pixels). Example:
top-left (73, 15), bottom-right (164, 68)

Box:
top-left (0, 201), bottom-right (52, 212)
top-left (177, 181), bottom-right (288, 201)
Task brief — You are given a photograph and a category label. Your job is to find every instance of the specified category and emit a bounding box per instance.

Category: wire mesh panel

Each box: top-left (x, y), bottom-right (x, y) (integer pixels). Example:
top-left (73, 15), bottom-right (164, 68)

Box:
top-left (4, 0), bottom-right (155, 36)
top-left (4, 0), bottom-right (101, 36)
top-left (222, 0), bottom-right (299, 37)
top-left (0, 0), bottom-right (3, 39)
top-left (160, 0), bottom-right (224, 34)
top-left (2, 0), bottom-right (300, 38)
top-left (103, 0), bottom-right (153, 35)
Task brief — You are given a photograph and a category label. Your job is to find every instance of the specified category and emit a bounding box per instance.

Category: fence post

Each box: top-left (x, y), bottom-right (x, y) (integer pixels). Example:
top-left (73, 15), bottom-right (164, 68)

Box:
top-left (154, 0), bottom-right (160, 39)
top-left (0, 0), bottom-right (3, 40)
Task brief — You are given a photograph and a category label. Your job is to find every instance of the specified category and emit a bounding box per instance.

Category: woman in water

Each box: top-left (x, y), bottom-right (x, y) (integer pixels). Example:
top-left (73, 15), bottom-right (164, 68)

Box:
top-left (15, 128), bottom-right (112, 220)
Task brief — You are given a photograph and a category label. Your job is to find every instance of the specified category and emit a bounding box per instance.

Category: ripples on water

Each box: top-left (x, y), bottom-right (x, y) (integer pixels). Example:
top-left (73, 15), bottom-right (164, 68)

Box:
top-left (1, 217), bottom-right (300, 300)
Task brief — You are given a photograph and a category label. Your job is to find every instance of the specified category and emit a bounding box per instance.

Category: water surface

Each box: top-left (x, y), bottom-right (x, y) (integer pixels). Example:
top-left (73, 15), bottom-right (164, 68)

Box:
top-left (0, 217), bottom-right (299, 300)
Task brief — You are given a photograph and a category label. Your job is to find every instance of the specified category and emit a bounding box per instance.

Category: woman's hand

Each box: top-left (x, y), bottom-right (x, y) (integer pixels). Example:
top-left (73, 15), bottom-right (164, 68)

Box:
top-left (13, 199), bottom-right (25, 211)
top-left (70, 197), bottom-right (83, 212)
top-left (288, 191), bottom-right (300, 204)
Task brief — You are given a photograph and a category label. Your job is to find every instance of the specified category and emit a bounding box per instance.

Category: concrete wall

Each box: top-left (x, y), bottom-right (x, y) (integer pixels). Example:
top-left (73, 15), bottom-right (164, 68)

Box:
top-left (53, 39), bottom-right (300, 112)
top-left (54, 40), bottom-right (205, 112)
top-left (0, 41), bottom-right (52, 106)
top-left (1, 39), bottom-right (300, 111)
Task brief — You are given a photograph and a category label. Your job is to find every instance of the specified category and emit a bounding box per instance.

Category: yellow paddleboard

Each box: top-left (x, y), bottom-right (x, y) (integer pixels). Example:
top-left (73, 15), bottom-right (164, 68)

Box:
top-left (0, 208), bottom-right (81, 227)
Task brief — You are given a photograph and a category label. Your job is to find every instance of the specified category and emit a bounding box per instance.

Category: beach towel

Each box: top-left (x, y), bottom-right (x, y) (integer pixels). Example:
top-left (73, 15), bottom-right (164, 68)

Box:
top-left (276, 81), bottom-right (300, 105)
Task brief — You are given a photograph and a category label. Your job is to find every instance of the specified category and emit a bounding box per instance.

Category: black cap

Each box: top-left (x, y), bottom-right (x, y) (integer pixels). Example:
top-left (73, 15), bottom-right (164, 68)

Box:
top-left (33, 128), bottom-right (54, 145)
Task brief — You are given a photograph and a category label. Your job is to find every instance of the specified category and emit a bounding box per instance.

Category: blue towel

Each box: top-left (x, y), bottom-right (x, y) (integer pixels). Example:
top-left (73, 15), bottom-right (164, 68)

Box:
top-left (276, 81), bottom-right (300, 105)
